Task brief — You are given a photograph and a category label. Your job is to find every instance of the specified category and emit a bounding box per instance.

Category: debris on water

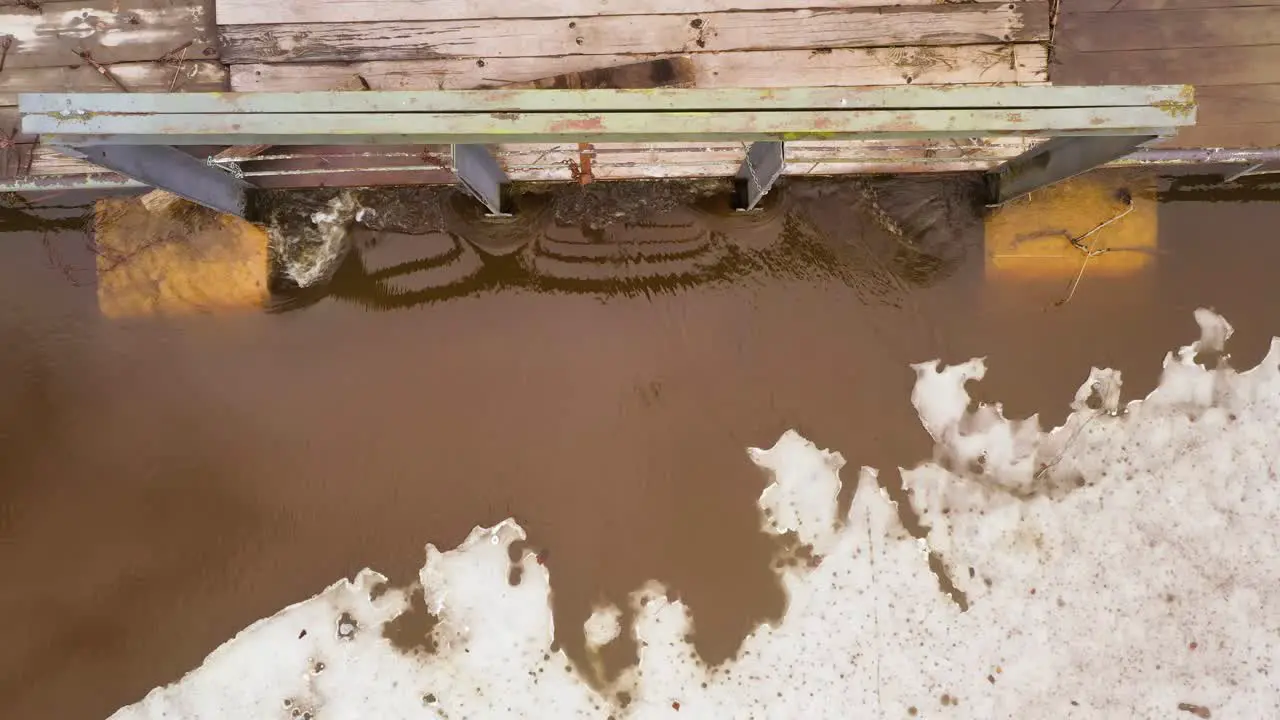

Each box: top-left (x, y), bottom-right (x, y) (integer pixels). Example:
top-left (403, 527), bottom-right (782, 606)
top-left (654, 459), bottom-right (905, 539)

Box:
top-left (267, 178), bottom-right (983, 313)
top-left (353, 187), bottom-right (450, 235)
top-left (536, 179), bottom-right (730, 231)
top-left (260, 189), bottom-right (362, 289)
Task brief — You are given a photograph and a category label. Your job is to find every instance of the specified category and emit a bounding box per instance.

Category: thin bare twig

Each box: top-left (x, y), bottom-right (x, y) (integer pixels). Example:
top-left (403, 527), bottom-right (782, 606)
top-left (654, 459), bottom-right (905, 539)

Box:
top-left (1056, 194), bottom-right (1135, 306)
top-left (1069, 190), bottom-right (1134, 255)
top-left (0, 35), bottom-right (13, 75)
top-left (74, 49), bottom-right (130, 92)
top-left (155, 40), bottom-right (194, 65)
top-left (168, 46), bottom-right (188, 92)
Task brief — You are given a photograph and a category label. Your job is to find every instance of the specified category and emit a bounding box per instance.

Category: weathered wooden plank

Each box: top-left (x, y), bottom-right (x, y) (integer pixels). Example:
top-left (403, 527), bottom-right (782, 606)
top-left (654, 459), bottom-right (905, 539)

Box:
top-left (1162, 122), bottom-right (1280, 149)
top-left (1193, 84), bottom-right (1280, 126)
top-left (27, 146), bottom-right (102, 176)
top-left (25, 140), bottom-right (1027, 182)
top-left (1060, 8), bottom-right (1280, 52)
top-left (1053, 44), bottom-right (1280, 86)
top-left (1068, 0), bottom-right (1280, 10)
top-left (0, 61), bottom-right (227, 106)
top-left (218, 4), bottom-right (1050, 64)
top-left (1013, 43), bottom-right (1050, 84)
top-left (28, 138), bottom-right (1025, 170)
top-left (24, 107), bottom-right (1189, 145)
top-left (505, 57), bottom-right (697, 89)
top-left (494, 138), bottom-right (1032, 166)
top-left (1, 0), bottom-right (214, 71)
top-left (229, 46), bottom-right (1046, 92)
top-left (26, 86), bottom-right (1189, 114)
top-left (496, 159), bottom-right (1003, 181)
top-left (213, 0), bottom-right (1035, 26)
top-left (0, 172), bottom-right (145, 191)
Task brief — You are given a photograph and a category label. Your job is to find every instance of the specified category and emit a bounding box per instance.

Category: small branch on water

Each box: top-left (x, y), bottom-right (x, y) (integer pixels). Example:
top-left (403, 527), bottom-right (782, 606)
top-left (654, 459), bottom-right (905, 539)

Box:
top-left (1056, 191), bottom-right (1135, 306)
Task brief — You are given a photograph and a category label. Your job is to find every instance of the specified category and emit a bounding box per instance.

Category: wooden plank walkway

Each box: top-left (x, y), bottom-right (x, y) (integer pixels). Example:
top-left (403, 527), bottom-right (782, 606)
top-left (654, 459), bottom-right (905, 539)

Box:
top-left (218, 4), bottom-right (1049, 64)
top-left (1054, 0), bottom-right (1280, 148)
top-left (17, 0), bottom-right (1263, 186)
top-left (212, 0), bottom-right (1053, 181)
top-left (0, 0), bottom-right (227, 180)
top-left (3, 0), bottom-right (1056, 183)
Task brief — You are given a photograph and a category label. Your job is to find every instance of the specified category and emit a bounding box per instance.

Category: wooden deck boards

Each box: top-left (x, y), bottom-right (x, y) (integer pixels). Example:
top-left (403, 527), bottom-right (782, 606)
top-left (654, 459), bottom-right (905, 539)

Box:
top-left (1066, 0), bottom-right (1280, 10)
top-left (218, 3), bottom-right (1049, 64)
top-left (1054, 3), bottom-right (1280, 147)
top-left (0, 62), bottom-right (228, 106)
top-left (214, 0), bottom-right (1038, 26)
top-left (4, 0), bottom-right (1066, 183)
top-left (0, 0), bottom-right (214, 70)
top-left (27, 139), bottom-right (1036, 184)
top-left (231, 46), bottom-right (1047, 92)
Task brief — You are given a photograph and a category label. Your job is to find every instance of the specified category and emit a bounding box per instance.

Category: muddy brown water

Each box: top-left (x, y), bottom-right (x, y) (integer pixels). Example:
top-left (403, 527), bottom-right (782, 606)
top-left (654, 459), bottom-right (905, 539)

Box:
top-left (1, 176), bottom-right (1278, 719)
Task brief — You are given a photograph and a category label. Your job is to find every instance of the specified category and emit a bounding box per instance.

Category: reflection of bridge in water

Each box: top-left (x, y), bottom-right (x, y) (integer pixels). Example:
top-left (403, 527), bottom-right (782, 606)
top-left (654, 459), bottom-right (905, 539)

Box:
top-left (270, 180), bottom-right (972, 314)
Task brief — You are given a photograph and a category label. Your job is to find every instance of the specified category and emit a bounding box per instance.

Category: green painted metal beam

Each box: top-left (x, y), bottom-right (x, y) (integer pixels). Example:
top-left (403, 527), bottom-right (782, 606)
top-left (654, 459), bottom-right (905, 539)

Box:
top-left (23, 108), bottom-right (1187, 146)
top-left (18, 85), bottom-right (1196, 115)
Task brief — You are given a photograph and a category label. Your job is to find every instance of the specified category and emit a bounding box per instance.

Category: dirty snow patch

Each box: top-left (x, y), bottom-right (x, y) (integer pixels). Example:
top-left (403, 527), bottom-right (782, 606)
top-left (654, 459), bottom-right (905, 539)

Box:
top-left (109, 309), bottom-right (1280, 720)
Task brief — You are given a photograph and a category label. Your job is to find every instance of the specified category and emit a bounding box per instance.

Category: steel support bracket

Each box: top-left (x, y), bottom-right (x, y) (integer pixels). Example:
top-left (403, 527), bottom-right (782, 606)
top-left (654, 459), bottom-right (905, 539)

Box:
top-left (984, 135), bottom-right (1159, 206)
top-left (734, 141), bottom-right (785, 211)
top-left (59, 144), bottom-right (253, 217)
top-left (452, 144), bottom-right (509, 216)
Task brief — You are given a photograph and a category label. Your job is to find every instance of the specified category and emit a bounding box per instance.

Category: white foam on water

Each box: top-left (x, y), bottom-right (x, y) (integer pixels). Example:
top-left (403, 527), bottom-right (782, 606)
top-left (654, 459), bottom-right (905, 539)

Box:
top-left (108, 310), bottom-right (1280, 720)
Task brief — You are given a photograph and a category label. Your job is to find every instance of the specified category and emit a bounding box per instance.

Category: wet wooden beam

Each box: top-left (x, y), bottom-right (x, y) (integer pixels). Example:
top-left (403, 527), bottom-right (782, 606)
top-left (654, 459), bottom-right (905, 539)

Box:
top-left (218, 3), bottom-right (1050, 64)
top-left (1054, 42), bottom-right (1280, 87)
top-left (1066, 0), bottom-right (1280, 10)
top-left (1162, 122), bottom-right (1280, 149)
top-left (1060, 7), bottom-right (1280, 52)
top-left (0, 0), bottom-right (215, 70)
top-left (504, 57), bottom-right (697, 90)
top-left (27, 139), bottom-right (1037, 181)
top-left (0, 61), bottom-right (227, 107)
top-left (213, 0), bottom-right (1038, 25)
top-left (228, 46), bottom-right (1047, 92)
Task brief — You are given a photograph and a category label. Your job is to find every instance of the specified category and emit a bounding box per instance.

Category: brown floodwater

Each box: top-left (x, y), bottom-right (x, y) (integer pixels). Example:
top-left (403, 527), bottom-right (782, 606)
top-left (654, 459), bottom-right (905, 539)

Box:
top-left (1, 175), bottom-right (1278, 719)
